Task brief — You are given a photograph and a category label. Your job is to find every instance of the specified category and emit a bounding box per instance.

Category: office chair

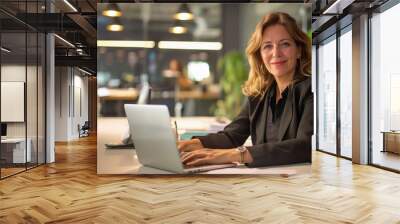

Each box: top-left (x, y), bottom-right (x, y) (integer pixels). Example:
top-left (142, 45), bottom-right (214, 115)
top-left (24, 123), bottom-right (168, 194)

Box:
top-left (79, 121), bottom-right (90, 138)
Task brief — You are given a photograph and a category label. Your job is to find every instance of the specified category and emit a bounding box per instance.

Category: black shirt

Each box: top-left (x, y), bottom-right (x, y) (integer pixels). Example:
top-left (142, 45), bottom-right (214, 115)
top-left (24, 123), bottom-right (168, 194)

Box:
top-left (196, 77), bottom-right (313, 167)
top-left (265, 83), bottom-right (289, 143)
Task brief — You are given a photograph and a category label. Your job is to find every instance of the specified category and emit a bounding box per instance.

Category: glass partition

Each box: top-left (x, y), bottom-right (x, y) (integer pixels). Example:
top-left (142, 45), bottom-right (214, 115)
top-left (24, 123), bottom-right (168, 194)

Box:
top-left (339, 27), bottom-right (352, 158)
top-left (317, 35), bottom-right (337, 155)
top-left (0, 12), bottom-right (28, 177)
top-left (0, 0), bottom-right (46, 179)
top-left (27, 30), bottom-right (38, 169)
top-left (37, 31), bottom-right (45, 165)
top-left (370, 3), bottom-right (400, 171)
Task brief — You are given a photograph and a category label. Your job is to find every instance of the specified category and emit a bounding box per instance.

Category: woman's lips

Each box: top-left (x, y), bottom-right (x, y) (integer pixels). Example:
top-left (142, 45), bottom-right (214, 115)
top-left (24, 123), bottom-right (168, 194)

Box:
top-left (271, 60), bottom-right (287, 65)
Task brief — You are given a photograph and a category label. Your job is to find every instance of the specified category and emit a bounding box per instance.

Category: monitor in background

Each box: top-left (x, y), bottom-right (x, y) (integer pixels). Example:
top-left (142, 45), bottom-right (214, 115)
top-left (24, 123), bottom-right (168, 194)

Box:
top-left (1, 123), bottom-right (7, 138)
top-left (137, 73), bottom-right (152, 104)
top-left (137, 83), bottom-right (152, 105)
top-left (187, 61), bottom-right (210, 82)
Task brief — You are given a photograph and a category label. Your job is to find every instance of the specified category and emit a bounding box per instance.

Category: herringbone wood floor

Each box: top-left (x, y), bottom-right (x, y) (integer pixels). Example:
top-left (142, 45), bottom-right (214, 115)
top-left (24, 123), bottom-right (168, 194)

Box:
top-left (1, 135), bottom-right (400, 224)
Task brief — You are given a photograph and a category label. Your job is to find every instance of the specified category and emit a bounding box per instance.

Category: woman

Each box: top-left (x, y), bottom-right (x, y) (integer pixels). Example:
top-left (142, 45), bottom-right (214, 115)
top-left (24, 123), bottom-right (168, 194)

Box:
top-left (179, 12), bottom-right (313, 167)
top-left (164, 59), bottom-right (193, 90)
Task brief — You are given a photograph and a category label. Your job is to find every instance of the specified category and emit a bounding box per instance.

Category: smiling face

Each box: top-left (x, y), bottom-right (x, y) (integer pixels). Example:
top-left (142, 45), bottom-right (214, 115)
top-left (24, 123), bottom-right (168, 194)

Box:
top-left (260, 24), bottom-right (300, 80)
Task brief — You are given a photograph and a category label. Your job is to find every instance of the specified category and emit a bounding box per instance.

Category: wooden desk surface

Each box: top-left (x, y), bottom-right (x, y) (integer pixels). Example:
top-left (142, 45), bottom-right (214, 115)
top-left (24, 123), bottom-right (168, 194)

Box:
top-left (98, 88), bottom-right (139, 101)
top-left (97, 117), bottom-right (311, 175)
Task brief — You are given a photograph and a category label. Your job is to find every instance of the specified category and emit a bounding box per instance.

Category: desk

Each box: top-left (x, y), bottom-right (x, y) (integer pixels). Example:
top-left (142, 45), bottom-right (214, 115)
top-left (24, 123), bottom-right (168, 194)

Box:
top-left (98, 87), bottom-right (221, 117)
top-left (1, 138), bottom-right (31, 163)
top-left (98, 87), bottom-right (221, 101)
top-left (98, 88), bottom-right (139, 101)
top-left (97, 117), bottom-right (311, 175)
top-left (97, 117), bottom-right (222, 174)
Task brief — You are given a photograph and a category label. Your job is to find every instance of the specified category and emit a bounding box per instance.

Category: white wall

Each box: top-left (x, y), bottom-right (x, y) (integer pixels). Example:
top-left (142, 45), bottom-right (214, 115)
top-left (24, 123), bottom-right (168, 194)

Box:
top-left (55, 67), bottom-right (69, 141)
top-left (55, 67), bottom-right (89, 141)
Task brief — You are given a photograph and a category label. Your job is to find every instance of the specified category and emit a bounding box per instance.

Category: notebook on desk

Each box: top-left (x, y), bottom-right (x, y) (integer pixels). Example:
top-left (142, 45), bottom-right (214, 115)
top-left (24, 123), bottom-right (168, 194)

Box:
top-left (179, 131), bottom-right (210, 141)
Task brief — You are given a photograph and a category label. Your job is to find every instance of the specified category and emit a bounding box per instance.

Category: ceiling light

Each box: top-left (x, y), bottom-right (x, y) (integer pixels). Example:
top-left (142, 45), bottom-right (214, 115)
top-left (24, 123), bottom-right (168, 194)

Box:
top-left (103, 3), bottom-right (122, 17)
top-left (107, 24), bottom-right (124, 32)
top-left (169, 20), bottom-right (187, 34)
top-left (77, 49), bottom-right (87, 56)
top-left (169, 26), bottom-right (187, 34)
top-left (174, 3), bottom-right (193, 20)
top-left (78, 67), bottom-right (93, 76)
top-left (322, 0), bottom-right (354, 15)
top-left (97, 40), bottom-right (155, 48)
top-left (1, 47), bottom-right (11, 53)
top-left (54, 34), bottom-right (75, 48)
top-left (158, 41), bottom-right (222, 51)
top-left (63, 0), bottom-right (78, 12)
top-left (106, 18), bottom-right (124, 32)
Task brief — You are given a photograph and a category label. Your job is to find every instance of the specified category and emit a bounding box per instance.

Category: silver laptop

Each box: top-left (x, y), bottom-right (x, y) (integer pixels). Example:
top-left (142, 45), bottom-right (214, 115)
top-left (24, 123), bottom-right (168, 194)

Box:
top-left (124, 104), bottom-right (236, 174)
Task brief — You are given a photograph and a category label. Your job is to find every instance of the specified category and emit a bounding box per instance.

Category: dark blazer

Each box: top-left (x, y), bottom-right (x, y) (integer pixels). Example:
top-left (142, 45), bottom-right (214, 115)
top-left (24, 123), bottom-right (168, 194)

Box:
top-left (197, 76), bottom-right (313, 167)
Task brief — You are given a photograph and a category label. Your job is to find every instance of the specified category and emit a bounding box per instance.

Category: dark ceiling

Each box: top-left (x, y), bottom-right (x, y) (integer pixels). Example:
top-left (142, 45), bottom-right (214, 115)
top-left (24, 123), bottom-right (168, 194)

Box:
top-left (0, 0), bottom-right (97, 73)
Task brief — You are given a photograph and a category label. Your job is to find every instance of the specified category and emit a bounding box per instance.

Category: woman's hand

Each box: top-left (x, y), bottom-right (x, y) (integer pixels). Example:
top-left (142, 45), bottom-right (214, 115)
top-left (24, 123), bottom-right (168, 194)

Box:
top-left (181, 149), bottom-right (239, 166)
top-left (177, 139), bottom-right (204, 153)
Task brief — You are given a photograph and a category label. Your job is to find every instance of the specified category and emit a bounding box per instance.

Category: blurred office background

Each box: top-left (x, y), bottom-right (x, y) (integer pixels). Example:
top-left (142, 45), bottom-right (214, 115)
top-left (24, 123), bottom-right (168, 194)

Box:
top-left (97, 3), bottom-right (311, 118)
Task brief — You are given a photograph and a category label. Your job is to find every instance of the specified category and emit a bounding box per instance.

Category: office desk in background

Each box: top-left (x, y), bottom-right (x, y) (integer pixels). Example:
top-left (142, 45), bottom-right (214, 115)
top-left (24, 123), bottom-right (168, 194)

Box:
top-left (381, 131), bottom-right (400, 154)
top-left (97, 117), bottom-right (311, 175)
top-left (97, 87), bottom-right (221, 101)
top-left (1, 138), bottom-right (32, 163)
top-left (98, 87), bottom-right (222, 117)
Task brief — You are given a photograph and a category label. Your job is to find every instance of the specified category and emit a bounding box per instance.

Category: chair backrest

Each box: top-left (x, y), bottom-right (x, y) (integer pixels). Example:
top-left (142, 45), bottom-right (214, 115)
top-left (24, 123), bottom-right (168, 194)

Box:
top-left (82, 121), bottom-right (90, 129)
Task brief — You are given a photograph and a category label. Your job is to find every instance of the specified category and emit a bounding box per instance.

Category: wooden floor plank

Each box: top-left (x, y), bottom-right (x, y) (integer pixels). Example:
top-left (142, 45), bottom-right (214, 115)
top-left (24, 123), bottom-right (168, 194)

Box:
top-left (0, 135), bottom-right (400, 223)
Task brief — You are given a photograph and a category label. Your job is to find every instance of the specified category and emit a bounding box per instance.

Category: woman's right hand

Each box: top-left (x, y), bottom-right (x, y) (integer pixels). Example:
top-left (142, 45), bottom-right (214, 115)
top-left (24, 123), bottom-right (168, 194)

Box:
top-left (177, 139), bottom-right (204, 153)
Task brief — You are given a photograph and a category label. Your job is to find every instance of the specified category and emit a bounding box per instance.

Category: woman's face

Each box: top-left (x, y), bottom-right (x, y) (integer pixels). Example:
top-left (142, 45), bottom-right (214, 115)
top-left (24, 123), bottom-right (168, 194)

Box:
top-left (260, 24), bottom-right (300, 80)
top-left (169, 60), bottom-right (179, 71)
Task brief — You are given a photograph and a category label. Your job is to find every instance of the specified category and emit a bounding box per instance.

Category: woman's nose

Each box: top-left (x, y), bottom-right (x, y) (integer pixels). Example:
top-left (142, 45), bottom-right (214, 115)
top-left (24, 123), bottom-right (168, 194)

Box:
top-left (272, 45), bottom-right (282, 57)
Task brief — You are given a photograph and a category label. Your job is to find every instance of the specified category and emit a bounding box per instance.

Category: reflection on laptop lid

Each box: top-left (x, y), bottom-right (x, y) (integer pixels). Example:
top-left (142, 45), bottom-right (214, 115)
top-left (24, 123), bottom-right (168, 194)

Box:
top-left (124, 104), bottom-right (236, 174)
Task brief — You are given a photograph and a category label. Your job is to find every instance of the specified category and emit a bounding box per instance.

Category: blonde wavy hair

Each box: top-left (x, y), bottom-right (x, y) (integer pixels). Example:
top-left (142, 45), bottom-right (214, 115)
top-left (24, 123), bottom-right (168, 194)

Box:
top-left (243, 12), bottom-right (311, 97)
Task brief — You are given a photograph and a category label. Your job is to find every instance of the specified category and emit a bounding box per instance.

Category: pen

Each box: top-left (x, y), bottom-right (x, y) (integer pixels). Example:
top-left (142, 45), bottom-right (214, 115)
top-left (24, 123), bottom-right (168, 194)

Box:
top-left (174, 120), bottom-right (179, 141)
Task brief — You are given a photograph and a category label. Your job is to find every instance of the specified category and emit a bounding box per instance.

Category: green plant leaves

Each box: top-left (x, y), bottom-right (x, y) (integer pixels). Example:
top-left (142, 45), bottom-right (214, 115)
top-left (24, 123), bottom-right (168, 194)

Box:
top-left (214, 51), bottom-right (249, 119)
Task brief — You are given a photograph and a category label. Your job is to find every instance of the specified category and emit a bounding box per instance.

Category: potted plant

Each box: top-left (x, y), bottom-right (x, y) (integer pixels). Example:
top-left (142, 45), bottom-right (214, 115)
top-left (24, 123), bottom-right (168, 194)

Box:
top-left (213, 51), bottom-right (249, 120)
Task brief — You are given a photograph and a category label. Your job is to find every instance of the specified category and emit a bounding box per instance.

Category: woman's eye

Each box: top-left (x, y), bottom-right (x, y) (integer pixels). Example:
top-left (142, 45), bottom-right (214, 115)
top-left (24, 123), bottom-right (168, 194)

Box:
top-left (263, 45), bottom-right (272, 50)
top-left (281, 42), bottom-right (290, 47)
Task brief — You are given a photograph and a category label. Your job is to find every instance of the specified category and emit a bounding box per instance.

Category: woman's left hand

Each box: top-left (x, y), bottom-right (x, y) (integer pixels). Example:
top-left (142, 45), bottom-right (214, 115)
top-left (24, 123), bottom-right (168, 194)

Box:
top-left (181, 149), bottom-right (239, 166)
